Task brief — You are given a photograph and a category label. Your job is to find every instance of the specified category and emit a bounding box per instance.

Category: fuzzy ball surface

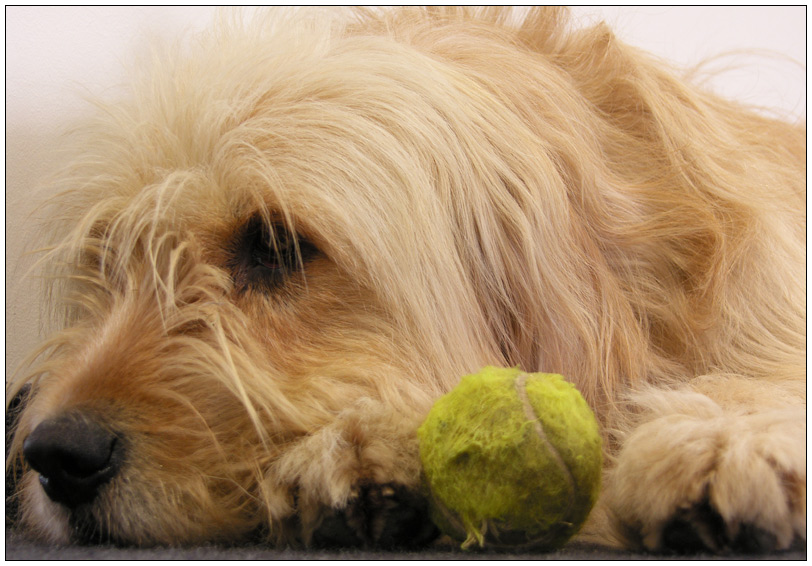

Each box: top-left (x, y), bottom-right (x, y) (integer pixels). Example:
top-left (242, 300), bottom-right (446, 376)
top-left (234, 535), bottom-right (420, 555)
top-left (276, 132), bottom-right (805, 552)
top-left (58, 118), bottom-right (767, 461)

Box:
top-left (417, 366), bottom-right (602, 550)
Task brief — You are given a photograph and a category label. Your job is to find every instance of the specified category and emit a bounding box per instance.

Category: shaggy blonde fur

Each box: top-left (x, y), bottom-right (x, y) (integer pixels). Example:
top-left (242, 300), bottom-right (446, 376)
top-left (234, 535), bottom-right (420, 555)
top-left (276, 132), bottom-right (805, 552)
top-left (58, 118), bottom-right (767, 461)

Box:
top-left (7, 7), bottom-right (805, 553)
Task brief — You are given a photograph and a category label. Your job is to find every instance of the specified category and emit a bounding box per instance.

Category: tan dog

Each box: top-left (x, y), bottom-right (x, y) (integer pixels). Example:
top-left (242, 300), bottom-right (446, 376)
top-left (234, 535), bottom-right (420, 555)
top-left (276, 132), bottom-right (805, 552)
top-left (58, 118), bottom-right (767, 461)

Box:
top-left (7, 8), bottom-right (805, 553)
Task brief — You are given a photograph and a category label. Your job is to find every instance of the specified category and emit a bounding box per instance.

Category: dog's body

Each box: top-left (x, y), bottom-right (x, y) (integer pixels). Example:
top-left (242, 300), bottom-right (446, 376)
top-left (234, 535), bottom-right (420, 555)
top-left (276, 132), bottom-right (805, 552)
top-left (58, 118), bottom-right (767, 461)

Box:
top-left (7, 8), bottom-right (805, 553)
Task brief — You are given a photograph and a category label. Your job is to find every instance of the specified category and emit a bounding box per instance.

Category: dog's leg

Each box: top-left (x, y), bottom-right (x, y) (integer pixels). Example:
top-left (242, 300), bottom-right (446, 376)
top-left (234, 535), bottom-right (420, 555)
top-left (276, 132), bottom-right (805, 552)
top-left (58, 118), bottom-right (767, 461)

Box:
top-left (605, 375), bottom-right (805, 553)
top-left (271, 398), bottom-right (438, 548)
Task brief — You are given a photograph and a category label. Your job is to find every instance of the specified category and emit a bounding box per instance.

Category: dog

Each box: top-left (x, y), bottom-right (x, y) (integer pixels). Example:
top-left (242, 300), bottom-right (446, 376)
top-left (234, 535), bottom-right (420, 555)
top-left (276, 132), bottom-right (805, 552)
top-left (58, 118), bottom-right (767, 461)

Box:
top-left (6, 7), bottom-right (806, 553)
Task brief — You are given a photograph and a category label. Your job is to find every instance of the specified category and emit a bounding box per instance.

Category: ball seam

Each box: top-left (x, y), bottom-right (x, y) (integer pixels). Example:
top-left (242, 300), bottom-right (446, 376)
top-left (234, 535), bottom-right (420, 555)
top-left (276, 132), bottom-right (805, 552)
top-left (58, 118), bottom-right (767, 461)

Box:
top-left (515, 373), bottom-right (576, 521)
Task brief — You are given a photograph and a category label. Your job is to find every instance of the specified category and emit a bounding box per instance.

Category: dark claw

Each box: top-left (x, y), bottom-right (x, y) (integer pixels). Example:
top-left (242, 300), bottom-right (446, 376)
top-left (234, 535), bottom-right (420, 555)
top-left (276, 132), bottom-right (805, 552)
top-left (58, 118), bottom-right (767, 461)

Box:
top-left (311, 505), bottom-right (366, 548)
top-left (661, 498), bottom-right (786, 555)
top-left (372, 484), bottom-right (439, 549)
top-left (660, 499), bottom-right (726, 554)
top-left (729, 523), bottom-right (778, 553)
top-left (311, 483), bottom-right (439, 549)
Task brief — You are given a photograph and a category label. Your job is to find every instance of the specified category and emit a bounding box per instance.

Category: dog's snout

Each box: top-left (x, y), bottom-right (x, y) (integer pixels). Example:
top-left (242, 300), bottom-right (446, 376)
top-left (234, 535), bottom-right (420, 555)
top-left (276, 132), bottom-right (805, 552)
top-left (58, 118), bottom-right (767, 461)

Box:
top-left (23, 413), bottom-right (122, 508)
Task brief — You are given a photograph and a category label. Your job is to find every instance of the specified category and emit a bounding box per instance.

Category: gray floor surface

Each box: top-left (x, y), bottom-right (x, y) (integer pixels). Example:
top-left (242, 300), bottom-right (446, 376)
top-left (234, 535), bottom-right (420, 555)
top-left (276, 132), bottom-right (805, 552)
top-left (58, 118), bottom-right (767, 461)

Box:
top-left (6, 528), bottom-right (806, 561)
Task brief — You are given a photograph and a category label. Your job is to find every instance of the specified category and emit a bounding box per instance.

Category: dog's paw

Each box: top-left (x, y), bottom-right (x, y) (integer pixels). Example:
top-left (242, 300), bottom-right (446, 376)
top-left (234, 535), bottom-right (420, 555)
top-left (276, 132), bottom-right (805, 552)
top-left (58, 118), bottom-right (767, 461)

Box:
top-left (273, 399), bottom-right (438, 548)
top-left (608, 400), bottom-right (805, 554)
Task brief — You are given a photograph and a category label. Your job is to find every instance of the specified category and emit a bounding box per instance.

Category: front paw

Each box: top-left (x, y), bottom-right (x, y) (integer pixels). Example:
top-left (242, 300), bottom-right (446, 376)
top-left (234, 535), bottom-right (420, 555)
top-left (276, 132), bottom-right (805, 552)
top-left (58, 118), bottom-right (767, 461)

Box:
top-left (608, 405), bottom-right (805, 554)
top-left (272, 400), bottom-right (438, 548)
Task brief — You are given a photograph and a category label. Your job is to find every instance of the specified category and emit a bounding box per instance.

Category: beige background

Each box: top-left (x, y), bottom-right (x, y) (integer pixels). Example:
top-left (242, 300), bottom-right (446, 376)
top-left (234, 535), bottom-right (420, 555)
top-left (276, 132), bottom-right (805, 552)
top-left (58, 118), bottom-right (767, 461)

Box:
top-left (5, 7), bottom-right (806, 379)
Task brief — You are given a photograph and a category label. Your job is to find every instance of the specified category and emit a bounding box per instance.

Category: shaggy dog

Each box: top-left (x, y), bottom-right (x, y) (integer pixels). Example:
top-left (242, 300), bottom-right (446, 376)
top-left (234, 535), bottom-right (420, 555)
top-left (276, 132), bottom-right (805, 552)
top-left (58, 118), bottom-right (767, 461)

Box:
top-left (6, 7), bottom-right (806, 554)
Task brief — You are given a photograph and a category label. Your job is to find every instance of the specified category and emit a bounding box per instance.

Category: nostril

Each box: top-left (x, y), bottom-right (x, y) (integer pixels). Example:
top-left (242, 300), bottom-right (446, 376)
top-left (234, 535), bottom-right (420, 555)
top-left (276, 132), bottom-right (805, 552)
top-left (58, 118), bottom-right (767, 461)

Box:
top-left (23, 412), bottom-right (122, 508)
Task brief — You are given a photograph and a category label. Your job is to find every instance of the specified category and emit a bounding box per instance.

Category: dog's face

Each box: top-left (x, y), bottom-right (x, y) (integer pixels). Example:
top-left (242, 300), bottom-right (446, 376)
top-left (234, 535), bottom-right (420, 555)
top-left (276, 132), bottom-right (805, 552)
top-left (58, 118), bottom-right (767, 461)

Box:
top-left (11, 199), bottom-right (450, 544)
top-left (9, 9), bottom-right (540, 546)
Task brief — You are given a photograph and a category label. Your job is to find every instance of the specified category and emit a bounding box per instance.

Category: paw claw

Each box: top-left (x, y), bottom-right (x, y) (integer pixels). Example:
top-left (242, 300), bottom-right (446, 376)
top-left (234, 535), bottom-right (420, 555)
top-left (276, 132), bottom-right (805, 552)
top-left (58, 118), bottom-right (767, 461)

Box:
top-left (730, 523), bottom-right (779, 554)
top-left (660, 499), bottom-right (726, 554)
top-left (310, 483), bottom-right (438, 549)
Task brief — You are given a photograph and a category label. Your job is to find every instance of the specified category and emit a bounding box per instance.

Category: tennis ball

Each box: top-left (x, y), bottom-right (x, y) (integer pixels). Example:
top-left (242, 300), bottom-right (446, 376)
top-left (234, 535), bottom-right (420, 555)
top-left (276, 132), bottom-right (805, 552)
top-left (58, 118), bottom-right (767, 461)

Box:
top-left (417, 366), bottom-right (602, 551)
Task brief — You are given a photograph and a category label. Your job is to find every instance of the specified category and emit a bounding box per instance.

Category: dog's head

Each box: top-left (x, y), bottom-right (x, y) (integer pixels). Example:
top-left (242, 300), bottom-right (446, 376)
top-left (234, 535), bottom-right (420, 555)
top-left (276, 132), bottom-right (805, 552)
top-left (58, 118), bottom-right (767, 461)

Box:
top-left (4, 8), bottom-right (641, 546)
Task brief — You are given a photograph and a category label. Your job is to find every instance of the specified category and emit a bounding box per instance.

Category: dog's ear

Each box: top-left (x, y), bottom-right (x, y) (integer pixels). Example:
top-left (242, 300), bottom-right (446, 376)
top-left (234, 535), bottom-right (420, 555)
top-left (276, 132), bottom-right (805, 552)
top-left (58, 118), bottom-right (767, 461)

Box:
top-left (367, 9), bottom-right (652, 409)
top-left (418, 57), bottom-right (636, 410)
top-left (460, 8), bottom-right (805, 415)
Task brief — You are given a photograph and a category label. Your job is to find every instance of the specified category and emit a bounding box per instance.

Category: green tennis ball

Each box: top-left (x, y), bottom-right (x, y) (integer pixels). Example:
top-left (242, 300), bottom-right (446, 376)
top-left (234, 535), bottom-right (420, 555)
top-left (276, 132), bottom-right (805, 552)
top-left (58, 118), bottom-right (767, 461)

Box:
top-left (417, 366), bottom-right (602, 551)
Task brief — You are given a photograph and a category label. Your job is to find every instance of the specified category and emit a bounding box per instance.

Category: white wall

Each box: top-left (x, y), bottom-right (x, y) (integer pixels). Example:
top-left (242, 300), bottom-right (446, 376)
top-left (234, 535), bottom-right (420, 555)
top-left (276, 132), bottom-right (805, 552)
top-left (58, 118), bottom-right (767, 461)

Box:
top-left (5, 7), bottom-right (806, 378)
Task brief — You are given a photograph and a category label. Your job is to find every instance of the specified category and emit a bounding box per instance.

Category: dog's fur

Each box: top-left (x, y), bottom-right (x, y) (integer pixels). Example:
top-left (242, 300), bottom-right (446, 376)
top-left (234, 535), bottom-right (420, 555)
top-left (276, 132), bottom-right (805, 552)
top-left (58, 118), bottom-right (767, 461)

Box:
top-left (7, 7), bottom-right (805, 553)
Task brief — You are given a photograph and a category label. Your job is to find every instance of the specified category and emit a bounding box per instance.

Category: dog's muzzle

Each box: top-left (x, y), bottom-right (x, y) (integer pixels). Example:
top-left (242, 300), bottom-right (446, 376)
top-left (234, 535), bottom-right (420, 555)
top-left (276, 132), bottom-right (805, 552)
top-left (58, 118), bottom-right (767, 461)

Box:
top-left (23, 412), bottom-right (123, 508)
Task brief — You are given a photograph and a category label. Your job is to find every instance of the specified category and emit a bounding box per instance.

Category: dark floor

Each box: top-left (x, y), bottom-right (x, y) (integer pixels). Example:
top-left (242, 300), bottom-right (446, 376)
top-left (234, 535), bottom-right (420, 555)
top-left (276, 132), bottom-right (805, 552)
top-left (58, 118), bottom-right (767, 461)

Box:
top-left (5, 528), bottom-right (806, 561)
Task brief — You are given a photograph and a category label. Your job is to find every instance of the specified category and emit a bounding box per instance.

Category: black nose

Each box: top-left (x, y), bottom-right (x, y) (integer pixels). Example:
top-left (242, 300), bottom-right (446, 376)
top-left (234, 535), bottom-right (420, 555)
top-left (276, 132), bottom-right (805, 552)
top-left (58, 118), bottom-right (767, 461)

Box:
top-left (23, 412), bottom-right (121, 508)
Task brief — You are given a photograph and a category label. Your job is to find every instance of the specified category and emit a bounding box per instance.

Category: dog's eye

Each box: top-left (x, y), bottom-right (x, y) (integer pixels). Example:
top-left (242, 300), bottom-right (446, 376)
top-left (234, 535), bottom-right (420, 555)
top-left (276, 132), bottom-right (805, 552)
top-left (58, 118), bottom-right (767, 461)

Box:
top-left (229, 216), bottom-right (319, 293)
